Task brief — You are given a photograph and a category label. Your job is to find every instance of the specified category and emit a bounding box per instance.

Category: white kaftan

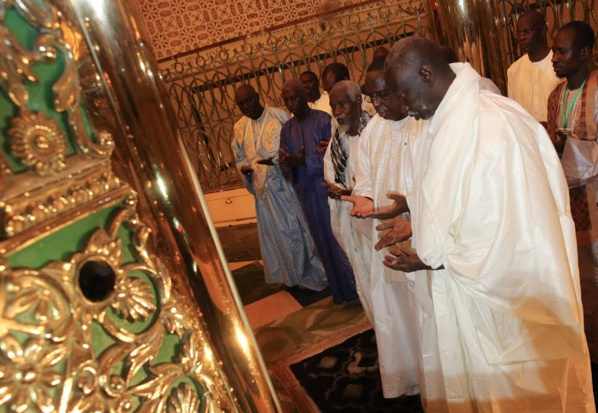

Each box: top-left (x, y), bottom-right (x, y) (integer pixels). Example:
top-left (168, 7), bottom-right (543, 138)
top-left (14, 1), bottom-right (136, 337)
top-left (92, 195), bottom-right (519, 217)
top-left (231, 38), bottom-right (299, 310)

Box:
top-left (507, 51), bottom-right (562, 122)
top-left (409, 63), bottom-right (595, 412)
top-left (323, 114), bottom-right (372, 312)
top-left (309, 93), bottom-right (332, 116)
top-left (232, 107), bottom-right (328, 291)
top-left (348, 114), bottom-right (422, 398)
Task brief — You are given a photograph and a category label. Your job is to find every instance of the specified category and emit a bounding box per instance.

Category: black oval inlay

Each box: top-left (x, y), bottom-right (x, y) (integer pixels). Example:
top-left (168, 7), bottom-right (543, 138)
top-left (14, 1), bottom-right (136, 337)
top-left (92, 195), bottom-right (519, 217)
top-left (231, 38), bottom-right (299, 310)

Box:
top-left (78, 260), bottom-right (117, 302)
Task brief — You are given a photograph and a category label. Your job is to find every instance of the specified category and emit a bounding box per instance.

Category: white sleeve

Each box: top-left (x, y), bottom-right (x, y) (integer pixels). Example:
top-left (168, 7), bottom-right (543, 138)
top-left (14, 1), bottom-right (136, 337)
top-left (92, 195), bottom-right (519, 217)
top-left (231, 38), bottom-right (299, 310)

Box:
top-left (323, 133), bottom-right (335, 184)
top-left (353, 127), bottom-right (373, 199)
top-left (561, 138), bottom-right (598, 187)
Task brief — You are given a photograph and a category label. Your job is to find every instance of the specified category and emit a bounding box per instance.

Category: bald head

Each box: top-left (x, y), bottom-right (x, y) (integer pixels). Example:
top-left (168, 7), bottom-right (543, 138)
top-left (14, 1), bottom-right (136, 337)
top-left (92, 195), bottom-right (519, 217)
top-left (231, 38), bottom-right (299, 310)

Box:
top-left (235, 84), bottom-right (263, 120)
top-left (282, 79), bottom-right (306, 97)
top-left (519, 10), bottom-right (546, 28)
top-left (384, 37), bottom-right (455, 120)
top-left (282, 79), bottom-right (309, 118)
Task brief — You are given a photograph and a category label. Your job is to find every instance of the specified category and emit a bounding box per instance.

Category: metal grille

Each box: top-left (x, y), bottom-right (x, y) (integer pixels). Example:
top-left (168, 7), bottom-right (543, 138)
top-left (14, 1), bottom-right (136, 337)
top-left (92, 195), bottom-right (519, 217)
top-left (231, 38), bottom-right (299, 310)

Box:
top-left (494, 0), bottom-right (598, 69)
top-left (160, 0), bottom-right (432, 193)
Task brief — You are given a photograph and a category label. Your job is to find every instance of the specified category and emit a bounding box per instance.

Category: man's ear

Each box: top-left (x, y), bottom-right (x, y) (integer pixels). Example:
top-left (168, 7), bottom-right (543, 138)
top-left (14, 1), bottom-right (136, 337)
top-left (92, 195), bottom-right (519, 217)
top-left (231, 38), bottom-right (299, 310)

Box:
top-left (356, 95), bottom-right (363, 105)
top-left (419, 65), bottom-right (433, 83)
top-left (580, 46), bottom-right (592, 60)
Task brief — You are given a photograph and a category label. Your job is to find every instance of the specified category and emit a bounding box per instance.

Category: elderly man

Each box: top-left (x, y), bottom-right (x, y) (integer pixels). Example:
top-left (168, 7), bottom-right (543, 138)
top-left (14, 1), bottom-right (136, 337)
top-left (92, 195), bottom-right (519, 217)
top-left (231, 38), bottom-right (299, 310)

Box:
top-left (322, 79), bottom-right (372, 310)
top-left (300, 70), bottom-right (332, 115)
top-left (232, 85), bottom-right (328, 291)
top-left (279, 79), bottom-right (358, 304)
top-left (507, 10), bottom-right (561, 124)
top-left (379, 37), bottom-right (595, 411)
top-left (338, 57), bottom-right (424, 401)
top-left (547, 21), bottom-right (598, 366)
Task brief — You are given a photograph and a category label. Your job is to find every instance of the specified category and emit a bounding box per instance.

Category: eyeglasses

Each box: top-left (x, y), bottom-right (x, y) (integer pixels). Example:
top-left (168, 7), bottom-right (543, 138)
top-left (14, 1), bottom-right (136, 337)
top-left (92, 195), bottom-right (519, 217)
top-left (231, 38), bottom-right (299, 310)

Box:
top-left (516, 27), bottom-right (540, 36)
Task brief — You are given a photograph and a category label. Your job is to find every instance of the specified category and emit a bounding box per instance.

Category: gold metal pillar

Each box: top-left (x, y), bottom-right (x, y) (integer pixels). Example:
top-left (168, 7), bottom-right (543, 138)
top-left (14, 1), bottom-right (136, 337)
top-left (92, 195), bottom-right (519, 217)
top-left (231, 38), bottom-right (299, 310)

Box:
top-left (63, 0), bottom-right (281, 411)
top-left (432, 0), bottom-right (507, 93)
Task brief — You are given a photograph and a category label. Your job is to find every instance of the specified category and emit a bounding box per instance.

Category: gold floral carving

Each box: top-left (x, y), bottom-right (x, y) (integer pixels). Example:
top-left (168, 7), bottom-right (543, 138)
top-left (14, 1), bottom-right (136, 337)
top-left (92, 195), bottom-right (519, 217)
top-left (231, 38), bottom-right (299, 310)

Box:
top-left (166, 383), bottom-right (201, 413)
top-left (1, 0), bottom-right (114, 168)
top-left (0, 197), bottom-right (223, 412)
top-left (9, 111), bottom-right (68, 175)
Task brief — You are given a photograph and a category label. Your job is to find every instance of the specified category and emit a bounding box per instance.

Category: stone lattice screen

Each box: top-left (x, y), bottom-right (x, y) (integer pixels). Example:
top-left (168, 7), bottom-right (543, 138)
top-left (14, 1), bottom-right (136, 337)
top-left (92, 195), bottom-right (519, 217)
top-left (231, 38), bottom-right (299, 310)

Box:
top-left (139, 0), bottom-right (377, 61)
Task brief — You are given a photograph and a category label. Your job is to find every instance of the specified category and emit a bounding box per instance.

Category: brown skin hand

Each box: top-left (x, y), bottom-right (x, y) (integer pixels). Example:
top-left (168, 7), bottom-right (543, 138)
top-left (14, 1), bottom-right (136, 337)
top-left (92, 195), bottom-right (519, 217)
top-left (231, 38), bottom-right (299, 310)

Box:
top-left (340, 195), bottom-right (375, 217)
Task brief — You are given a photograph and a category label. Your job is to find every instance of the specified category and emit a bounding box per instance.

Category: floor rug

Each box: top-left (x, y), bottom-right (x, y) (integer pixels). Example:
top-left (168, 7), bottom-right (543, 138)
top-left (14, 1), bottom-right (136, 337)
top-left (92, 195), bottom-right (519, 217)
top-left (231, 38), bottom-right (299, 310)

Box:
top-left (271, 321), bottom-right (423, 412)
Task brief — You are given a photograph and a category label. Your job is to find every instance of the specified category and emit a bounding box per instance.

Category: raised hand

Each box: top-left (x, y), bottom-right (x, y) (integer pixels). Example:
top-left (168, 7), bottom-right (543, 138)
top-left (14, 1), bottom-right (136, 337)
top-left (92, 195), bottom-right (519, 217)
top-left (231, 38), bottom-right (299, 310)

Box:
top-left (316, 140), bottom-right (330, 154)
top-left (280, 145), bottom-right (306, 168)
top-left (340, 195), bottom-right (374, 217)
top-left (383, 250), bottom-right (429, 272)
top-left (374, 219), bottom-right (412, 250)
top-left (366, 192), bottom-right (408, 219)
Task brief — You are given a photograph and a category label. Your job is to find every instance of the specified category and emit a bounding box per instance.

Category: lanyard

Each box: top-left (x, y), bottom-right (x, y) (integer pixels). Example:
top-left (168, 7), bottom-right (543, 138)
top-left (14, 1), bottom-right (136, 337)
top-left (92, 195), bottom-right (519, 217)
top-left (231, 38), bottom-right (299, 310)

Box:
top-left (561, 78), bottom-right (587, 129)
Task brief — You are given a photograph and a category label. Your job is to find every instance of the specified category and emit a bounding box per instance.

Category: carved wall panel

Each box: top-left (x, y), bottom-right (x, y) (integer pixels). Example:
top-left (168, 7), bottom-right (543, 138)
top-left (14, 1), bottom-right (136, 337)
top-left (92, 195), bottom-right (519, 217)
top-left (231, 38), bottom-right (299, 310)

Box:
top-left (0, 0), bottom-right (276, 411)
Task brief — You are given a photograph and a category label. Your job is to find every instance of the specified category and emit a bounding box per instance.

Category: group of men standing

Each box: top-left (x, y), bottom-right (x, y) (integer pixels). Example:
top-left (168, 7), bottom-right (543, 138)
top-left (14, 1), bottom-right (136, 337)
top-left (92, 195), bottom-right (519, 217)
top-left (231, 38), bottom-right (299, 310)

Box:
top-left (232, 15), bottom-right (598, 412)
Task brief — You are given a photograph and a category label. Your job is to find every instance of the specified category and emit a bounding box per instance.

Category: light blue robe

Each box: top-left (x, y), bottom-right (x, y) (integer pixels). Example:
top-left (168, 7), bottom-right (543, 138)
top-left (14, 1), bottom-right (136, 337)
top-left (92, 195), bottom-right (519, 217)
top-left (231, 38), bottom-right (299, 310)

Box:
top-left (232, 107), bottom-right (327, 291)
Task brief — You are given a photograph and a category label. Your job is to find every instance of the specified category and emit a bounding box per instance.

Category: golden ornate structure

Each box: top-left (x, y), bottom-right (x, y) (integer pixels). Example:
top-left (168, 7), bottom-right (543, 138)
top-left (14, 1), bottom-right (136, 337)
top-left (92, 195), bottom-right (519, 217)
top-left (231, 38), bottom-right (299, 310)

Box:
top-left (0, 0), bottom-right (280, 411)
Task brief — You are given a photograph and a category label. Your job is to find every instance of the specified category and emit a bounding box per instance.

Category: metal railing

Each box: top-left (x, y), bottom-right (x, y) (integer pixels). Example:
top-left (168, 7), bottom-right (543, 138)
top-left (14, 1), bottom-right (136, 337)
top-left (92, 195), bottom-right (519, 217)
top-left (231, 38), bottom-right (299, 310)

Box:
top-left (160, 0), bottom-right (597, 193)
top-left (160, 0), bottom-right (432, 193)
top-left (496, 0), bottom-right (598, 69)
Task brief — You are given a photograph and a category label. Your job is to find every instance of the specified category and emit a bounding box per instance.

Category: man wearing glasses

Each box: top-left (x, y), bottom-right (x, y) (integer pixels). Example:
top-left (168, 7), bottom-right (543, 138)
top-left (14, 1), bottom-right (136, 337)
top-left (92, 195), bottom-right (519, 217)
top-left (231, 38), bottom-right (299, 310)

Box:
top-left (507, 10), bottom-right (562, 126)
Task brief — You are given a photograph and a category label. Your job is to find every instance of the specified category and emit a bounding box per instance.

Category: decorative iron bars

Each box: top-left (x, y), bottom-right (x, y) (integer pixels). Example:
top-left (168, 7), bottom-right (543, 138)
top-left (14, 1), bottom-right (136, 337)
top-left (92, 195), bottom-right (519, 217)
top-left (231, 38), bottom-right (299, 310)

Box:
top-left (160, 0), bottom-right (432, 193)
top-left (160, 0), bottom-right (597, 194)
top-left (495, 0), bottom-right (598, 69)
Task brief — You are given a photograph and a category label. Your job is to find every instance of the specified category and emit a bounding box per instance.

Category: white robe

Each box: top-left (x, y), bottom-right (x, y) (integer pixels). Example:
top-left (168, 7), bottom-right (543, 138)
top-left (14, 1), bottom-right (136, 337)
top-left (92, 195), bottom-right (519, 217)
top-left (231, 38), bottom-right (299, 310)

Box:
top-left (232, 108), bottom-right (328, 290)
top-left (409, 63), bottom-right (595, 412)
top-left (323, 124), bottom-right (372, 311)
top-left (507, 51), bottom-right (562, 122)
top-left (350, 114), bottom-right (422, 398)
top-left (309, 93), bottom-right (332, 116)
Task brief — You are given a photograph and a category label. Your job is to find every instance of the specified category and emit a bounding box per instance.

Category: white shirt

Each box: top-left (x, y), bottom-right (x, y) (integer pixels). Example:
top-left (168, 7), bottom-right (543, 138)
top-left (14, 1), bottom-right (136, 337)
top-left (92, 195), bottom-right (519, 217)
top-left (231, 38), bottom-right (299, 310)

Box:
top-left (507, 51), bottom-right (562, 122)
top-left (309, 93), bottom-right (332, 115)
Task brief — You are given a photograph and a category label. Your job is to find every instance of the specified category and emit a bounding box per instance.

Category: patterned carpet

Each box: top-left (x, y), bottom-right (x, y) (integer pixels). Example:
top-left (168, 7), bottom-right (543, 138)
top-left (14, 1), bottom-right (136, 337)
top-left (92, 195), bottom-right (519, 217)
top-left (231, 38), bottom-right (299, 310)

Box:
top-left (218, 223), bottom-right (423, 412)
top-left (272, 327), bottom-right (423, 413)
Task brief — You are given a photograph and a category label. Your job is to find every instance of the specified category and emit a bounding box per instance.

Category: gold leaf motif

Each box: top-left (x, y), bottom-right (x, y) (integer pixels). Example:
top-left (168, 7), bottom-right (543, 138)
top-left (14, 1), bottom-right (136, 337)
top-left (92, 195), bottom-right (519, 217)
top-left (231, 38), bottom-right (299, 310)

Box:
top-left (166, 383), bottom-right (201, 413)
top-left (0, 335), bottom-right (65, 413)
top-left (162, 300), bottom-right (190, 337)
top-left (112, 276), bottom-right (157, 322)
top-left (9, 112), bottom-right (67, 175)
top-left (1, 202), bottom-right (215, 411)
top-left (85, 228), bottom-right (123, 270)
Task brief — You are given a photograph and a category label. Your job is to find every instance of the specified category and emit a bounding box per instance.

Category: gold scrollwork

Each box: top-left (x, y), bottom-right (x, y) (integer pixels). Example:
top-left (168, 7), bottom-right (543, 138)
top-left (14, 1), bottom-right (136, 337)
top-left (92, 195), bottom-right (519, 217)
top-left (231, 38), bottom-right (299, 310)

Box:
top-left (0, 196), bottom-right (221, 412)
top-left (1, 0), bottom-right (114, 167)
top-left (0, 156), bottom-right (124, 244)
